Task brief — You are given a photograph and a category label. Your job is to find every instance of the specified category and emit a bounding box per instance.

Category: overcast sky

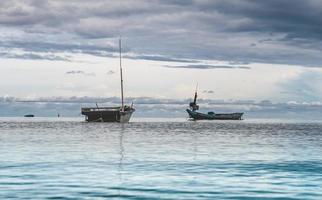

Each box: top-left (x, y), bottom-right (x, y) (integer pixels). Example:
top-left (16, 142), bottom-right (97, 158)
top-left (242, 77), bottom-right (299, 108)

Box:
top-left (1, 0), bottom-right (322, 103)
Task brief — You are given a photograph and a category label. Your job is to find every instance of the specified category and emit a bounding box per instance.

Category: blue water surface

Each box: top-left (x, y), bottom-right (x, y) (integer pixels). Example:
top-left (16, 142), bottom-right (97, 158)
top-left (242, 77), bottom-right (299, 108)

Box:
top-left (0, 118), bottom-right (321, 199)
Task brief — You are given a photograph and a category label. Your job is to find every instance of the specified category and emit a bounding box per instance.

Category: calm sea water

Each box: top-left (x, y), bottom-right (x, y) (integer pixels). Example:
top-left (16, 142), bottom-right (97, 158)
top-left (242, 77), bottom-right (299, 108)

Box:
top-left (0, 118), bottom-right (321, 199)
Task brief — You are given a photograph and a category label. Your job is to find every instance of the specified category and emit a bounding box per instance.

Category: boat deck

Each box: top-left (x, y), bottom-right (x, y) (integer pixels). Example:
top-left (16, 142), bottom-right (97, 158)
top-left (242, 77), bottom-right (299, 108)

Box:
top-left (81, 106), bottom-right (121, 112)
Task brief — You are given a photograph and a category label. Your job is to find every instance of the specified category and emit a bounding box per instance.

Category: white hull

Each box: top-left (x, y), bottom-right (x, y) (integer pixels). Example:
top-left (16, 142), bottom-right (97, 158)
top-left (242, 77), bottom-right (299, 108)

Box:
top-left (119, 110), bottom-right (134, 123)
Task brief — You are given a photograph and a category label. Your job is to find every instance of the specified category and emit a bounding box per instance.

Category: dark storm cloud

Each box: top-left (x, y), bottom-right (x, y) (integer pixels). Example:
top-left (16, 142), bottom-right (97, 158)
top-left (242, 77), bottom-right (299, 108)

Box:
top-left (1, 0), bottom-right (322, 66)
top-left (214, 0), bottom-right (322, 39)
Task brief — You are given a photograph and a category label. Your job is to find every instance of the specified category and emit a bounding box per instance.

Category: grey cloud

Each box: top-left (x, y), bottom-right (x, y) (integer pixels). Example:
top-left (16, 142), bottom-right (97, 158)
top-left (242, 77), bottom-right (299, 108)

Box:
top-left (125, 54), bottom-right (198, 63)
top-left (0, 41), bottom-right (118, 55)
top-left (258, 38), bottom-right (273, 44)
top-left (0, 52), bottom-right (70, 61)
top-left (65, 71), bottom-right (96, 77)
top-left (229, 61), bottom-right (251, 65)
top-left (203, 90), bottom-right (214, 94)
top-left (219, 0), bottom-right (322, 40)
top-left (3, 95), bottom-right (322, 119)
top-left (277, 71), bottom-right (322, 102)
top-left (159, 0), bottom-right (194, 6)
top-left (164, 64), bottom-right (250, 69)
top-left (0, 95), bottom-right (15, 102)
top-left (1, 0), bottom-right (322, 66)
top-left (107, 70), bottom-right (115, 75)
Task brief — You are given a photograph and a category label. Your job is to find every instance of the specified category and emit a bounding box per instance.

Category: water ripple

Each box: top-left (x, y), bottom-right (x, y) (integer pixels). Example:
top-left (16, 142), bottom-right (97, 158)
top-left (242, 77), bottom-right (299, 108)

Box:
top-left (0, 119), bottom-right (322, 199)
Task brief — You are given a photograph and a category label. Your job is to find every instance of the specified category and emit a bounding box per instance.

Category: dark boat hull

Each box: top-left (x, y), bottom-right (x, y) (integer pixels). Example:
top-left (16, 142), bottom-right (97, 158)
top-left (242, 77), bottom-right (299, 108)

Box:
top-left (186, 109), bottom-right (243, 120)
top-left (82, 106), bottom-right (134, 123)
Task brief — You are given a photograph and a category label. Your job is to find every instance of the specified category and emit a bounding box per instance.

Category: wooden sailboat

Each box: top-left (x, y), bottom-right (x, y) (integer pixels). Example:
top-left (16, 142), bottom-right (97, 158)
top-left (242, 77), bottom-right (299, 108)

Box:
top-left (81, 39), bottom-right (135, 122)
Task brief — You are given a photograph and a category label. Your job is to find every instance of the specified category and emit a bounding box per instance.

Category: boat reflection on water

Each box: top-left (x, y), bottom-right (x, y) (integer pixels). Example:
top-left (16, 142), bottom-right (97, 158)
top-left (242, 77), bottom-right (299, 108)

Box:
top-left (117, 125), bottom-right (125, 197)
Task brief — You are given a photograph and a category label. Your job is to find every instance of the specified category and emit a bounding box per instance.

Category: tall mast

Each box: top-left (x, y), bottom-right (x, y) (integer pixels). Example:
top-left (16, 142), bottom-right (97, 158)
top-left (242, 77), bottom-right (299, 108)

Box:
top-left (193, 83), bottom-right (198, 105)
top-left (119, 38), bottom-right (124, 112)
